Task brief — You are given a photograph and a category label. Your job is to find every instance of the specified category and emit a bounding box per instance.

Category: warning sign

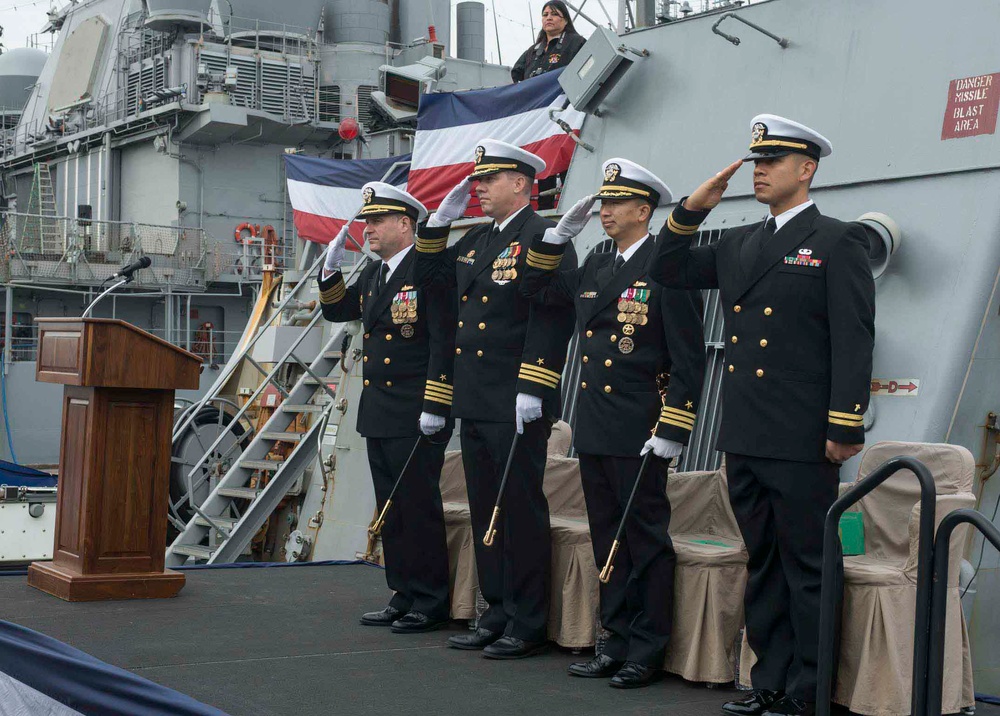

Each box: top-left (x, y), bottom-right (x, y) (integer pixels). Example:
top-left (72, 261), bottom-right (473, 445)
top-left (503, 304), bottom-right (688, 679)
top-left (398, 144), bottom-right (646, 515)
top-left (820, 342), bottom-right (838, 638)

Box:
top-left (942, 73), bottom-right (1000, 140)
top-left (870, 379), bottom-right (920, 397)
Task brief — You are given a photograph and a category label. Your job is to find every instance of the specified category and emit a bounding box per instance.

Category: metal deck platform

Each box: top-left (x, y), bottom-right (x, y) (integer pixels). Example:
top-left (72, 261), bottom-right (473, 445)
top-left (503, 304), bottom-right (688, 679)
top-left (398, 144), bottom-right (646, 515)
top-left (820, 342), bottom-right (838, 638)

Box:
top-left (0, 563), bottom-right (993, 716)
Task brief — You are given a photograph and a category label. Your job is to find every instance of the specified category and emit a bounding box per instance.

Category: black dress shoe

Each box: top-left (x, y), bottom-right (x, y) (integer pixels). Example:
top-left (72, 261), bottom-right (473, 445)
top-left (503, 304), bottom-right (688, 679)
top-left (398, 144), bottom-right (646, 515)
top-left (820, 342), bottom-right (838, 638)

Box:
top-left (390, 611), bottom-right (449, 634)
top-left (608, 661), bottom-right (663, 689)
top-left (360, 606), bottom-right (404, 626)
top-left (762, 697), bottom-right (814, 716)
top-left (447, 628), bottom-right (503, 650)
top-left (568, 653), bottom-right (625, 678)
top-left (723, 690), bottom-right (784, 716)
top-left (482, 636), bottom-right (549, 660)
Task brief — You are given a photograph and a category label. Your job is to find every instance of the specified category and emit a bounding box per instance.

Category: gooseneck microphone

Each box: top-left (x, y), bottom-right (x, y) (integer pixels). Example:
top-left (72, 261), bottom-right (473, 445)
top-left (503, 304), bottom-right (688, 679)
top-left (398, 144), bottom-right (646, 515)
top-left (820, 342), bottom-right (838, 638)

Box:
top-left (83, 257), bottom-right (153, 318)
top-left (113, 256), bottom-right (152, 280)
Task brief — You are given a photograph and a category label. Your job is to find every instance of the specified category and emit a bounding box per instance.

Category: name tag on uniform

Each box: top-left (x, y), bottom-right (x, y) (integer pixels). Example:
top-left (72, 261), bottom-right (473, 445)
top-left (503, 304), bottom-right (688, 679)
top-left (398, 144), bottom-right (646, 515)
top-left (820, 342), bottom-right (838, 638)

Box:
top-left (580, 291), bottom-right (598, 299)
top-left (784, 248), bottom-right (823, 268)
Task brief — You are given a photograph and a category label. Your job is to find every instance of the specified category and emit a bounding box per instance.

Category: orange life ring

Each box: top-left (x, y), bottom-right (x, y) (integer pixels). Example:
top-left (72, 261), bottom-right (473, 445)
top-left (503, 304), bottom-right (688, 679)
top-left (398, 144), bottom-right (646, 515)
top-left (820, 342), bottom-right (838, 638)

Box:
top-left (234, 222), bottom-right (258, 244)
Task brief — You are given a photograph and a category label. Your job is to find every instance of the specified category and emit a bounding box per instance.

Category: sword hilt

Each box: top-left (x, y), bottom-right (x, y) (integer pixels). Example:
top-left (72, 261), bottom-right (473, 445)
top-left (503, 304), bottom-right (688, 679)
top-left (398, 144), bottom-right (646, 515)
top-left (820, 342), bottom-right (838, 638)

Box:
top-left (483, 506), bottom-right (501, 546)
top-left (599, 540), bottom-right (620, 584)
top-left (368, 498), bottom-right (392, 537)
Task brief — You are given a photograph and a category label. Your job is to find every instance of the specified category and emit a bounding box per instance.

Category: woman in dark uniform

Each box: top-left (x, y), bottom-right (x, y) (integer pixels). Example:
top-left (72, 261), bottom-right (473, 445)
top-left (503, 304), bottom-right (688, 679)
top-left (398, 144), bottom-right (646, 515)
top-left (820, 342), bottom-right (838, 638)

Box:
top-left (511, 0), bottom-right (586, 208)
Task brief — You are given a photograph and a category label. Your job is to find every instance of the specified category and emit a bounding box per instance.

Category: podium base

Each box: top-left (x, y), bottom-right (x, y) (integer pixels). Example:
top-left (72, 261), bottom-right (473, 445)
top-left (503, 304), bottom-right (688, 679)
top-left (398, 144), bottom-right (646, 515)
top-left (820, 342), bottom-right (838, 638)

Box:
top-left (27, 561), bottom-right (186, 602)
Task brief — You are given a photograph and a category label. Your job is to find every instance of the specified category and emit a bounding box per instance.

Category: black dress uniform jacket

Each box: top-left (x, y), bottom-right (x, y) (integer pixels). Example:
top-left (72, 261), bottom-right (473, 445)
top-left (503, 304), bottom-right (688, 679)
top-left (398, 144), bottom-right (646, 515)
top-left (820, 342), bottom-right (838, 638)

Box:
top-left (521, 235), bottom-right (706, 456)
top-left (318, 248), bottom-right (457, 438)
top-left (511, 32), bottom-right (587, 82)
top-left (651, 202), bottom-right (875, 462)
top-left (414, 206), bottom-right (578, 421)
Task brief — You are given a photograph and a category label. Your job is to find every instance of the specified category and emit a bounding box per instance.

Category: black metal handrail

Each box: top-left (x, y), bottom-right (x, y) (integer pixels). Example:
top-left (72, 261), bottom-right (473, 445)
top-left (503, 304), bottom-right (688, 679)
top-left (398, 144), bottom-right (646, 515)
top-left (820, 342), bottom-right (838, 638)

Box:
top-left (924, 508), bottom-right (999, 716)
top-left (815, 456), bottom-right (936, 716)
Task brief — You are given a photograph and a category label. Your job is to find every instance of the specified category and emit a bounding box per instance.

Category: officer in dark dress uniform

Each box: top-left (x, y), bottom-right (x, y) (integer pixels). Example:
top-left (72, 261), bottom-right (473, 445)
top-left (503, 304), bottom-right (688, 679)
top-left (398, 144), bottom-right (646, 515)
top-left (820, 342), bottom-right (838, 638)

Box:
top-left (413, 139), bottom-right (578, 659)
top-left (510, 0), bottom-right (587, 83)
top-left (650, 116), bottom-right (876, 716)
top-left (521, 158), bottom-right (706, 688)
top-left (318, 182), bottom-right (457, 634)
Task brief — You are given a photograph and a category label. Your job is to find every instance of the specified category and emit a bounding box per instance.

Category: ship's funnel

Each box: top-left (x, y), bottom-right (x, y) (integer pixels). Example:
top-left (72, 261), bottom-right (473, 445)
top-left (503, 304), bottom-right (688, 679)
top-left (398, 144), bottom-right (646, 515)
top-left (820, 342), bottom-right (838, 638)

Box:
top-left (456, 2), bottom-right (485, 62)
top-left (143, 0), bottom-right (212, 32)
top-left (324, 0), bottom-right (391, 45)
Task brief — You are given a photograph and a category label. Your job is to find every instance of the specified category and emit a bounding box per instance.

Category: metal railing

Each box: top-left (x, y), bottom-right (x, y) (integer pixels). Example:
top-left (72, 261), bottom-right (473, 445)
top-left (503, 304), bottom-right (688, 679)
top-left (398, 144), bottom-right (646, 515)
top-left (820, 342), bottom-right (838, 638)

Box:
top-left (924, 509), bottom-right (1000, 716)
top-left (815, 456), bottom-right (937, 716)
top-left (0, 212), bottom-right (208, 287)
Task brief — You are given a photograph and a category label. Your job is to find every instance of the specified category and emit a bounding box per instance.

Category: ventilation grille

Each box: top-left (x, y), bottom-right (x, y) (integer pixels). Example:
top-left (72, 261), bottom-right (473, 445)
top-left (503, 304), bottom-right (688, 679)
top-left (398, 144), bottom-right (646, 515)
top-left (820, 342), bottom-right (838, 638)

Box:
top-left (126, 55), bottom-right (168, 115)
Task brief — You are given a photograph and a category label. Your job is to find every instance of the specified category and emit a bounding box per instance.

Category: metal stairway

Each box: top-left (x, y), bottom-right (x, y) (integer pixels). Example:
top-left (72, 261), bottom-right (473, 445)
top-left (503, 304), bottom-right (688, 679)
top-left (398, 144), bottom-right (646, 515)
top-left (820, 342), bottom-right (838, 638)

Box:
top-left (166, 326), bottom-right (343, 566)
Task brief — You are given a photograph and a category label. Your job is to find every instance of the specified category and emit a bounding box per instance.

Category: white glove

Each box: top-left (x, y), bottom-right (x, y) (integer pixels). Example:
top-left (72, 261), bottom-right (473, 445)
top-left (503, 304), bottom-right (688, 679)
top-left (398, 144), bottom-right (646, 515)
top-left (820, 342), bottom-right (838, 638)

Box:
top-left (641, 435), bottom-right (684, 460)
top-left (419, 412), bottom-right (446, 436)
top-left (515, 393), bottom-right (544, 435)
top-left (323, 224), bottom-right (350, 275)
top-left (427, 177), bottom-right (474, 227)
top-left (542, 194), bottom-right (596, 245)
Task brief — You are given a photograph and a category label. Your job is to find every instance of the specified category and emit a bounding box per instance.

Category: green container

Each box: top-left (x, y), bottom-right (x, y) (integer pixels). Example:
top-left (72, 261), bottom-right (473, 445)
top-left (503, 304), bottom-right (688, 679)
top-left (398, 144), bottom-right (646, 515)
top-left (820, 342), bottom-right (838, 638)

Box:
top-left (839, 511), bottom-right (865, 556)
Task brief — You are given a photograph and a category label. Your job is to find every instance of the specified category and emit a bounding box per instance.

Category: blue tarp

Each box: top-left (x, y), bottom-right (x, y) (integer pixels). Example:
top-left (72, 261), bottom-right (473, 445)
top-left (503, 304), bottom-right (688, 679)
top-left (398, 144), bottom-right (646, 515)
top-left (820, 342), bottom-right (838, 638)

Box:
top-left (0, 459), bottom-right (56, 488)
top-left (0, 620), bottom-right (229, 715)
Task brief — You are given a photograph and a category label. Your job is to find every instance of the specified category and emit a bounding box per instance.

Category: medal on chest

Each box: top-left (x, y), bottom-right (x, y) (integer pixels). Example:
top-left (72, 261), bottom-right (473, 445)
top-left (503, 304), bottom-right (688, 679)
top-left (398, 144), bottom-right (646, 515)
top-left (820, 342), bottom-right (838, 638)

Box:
top-left (390, 289), bottom-right (418, 331)
top-left (492, 243), bottom-right (521, 284)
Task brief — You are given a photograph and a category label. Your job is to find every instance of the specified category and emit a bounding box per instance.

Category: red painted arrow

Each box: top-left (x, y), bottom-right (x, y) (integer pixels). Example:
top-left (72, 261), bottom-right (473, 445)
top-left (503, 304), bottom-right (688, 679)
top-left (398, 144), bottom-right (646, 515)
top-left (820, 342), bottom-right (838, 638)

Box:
top-left (898, 382), bottom-right (918, 392)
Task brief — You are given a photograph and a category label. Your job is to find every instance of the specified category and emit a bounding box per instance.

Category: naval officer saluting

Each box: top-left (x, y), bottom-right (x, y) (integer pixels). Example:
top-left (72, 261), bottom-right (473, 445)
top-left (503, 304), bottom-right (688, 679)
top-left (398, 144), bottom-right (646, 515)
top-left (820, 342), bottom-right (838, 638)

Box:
top-left (521, 158), bottom-right (705, 688)
top-left (413, 139), bottom-right (578, 659)
top-left (651, 116), bottom-right (875, 716)
top-left (318, 182), bottom-right (456, 634)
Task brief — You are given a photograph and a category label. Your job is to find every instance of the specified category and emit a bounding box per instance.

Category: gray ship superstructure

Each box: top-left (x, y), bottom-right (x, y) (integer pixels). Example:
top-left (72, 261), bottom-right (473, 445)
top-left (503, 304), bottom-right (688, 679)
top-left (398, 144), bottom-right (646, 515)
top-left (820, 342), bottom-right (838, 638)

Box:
top-left (0, 0), bottom-right (507, 465)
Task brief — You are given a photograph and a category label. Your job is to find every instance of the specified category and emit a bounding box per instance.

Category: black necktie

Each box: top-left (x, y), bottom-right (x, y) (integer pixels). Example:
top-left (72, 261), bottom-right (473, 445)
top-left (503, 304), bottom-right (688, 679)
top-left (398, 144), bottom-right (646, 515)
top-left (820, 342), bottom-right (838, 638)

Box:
top-left (742, 217), bottom-right (776, 274)
top-left (488, 224), bottom-right (501, 246)
top-left (611, 254), bottom-right (626, 276)
top-left (376, 262), bottom-right (389, 295)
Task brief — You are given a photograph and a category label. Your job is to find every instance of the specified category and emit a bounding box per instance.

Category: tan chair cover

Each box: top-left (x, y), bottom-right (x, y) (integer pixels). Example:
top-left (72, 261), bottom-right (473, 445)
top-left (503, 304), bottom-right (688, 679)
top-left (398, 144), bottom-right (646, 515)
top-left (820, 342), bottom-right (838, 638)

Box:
top-left (739, 441), bottom-right (977, 715)
top-left (664, 464), bottom-right (749, 684)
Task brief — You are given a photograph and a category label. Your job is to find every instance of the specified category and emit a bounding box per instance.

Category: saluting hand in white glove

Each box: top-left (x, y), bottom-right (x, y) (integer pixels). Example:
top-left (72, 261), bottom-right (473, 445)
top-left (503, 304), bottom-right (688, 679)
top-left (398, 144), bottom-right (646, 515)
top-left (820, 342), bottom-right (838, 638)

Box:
top-left (323, 224), bottom-right (351, 276)
top-left (641, 435), bottom-right (684, 460)
top-left (542, 194), bottom-right (596, 245)
top-left (515, 393), bottom-right (544, 435)
top-left (419, 412), bottom-right (446, 436)
top-left (427, 177), bottom-right (474, 227)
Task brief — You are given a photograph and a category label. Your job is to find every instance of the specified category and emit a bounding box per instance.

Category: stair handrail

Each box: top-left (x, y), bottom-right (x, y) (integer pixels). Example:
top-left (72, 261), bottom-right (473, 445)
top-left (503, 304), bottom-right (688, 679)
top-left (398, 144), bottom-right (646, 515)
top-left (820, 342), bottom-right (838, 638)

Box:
top-left (815, 456), bottom-right (936, 716)
top-left (924, 508), bottom-right (999, 716)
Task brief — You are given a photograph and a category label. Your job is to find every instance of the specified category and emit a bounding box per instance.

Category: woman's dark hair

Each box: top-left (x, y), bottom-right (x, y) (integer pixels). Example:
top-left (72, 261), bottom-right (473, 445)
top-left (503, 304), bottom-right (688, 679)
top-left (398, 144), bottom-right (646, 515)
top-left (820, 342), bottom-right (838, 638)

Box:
top-left (533, 0), bottom-right (578, 46)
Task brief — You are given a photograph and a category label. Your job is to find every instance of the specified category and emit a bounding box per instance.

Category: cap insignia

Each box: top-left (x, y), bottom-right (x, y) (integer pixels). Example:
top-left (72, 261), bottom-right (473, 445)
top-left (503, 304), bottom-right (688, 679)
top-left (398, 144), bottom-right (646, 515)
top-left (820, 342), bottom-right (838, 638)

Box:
top-left (362, 187), bottom-right (375, 204)
top-left (604, 162), bottom-right (621, 182)
top-left (751, 122), bottom-right (767, 144)
top-left (474, 145), bottom-right (485, 165)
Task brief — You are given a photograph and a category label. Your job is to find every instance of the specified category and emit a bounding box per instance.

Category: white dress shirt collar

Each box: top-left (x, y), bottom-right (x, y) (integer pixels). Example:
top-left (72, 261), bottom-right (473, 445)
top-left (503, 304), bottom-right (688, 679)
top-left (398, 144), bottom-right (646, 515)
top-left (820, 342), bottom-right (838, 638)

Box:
top-left (380, 242), bottom-right (413, 281)
top-left (494, 204), bottom-right (530, 233)
top-left (615, 234), bottom-right (649, 264)
top-left (769, 199), bottom-right (815, 231)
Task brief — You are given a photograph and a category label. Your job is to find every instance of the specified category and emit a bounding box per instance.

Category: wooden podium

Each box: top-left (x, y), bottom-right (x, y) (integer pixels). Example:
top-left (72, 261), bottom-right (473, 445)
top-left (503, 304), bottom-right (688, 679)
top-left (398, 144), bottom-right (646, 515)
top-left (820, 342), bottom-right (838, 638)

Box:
top-left (28, 318), bottom-right (201, 601)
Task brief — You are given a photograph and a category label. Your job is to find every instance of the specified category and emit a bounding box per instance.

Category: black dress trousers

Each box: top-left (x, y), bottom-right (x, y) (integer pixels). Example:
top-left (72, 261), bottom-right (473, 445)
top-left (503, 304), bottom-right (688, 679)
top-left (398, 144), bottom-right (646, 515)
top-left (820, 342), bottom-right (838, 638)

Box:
top-left (459, 417), bottom-right (552, 642)
top-left (367, 431), bottom-right (453, 620)
top-left (579, 452), bottom-right (675, 667)
top-left (726, 453), bottom-right (842, 701)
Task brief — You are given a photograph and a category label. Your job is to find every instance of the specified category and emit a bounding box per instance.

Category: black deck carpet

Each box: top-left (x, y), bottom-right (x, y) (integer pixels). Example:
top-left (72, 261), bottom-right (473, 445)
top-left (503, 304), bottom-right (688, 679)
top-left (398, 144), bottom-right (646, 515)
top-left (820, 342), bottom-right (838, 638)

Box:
top-left (0, 563), bottom-right (993, 716)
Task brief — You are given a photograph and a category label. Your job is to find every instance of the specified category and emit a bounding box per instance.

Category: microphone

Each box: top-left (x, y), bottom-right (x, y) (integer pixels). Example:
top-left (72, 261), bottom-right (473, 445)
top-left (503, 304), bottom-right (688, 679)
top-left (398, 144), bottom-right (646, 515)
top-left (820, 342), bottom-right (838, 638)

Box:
top-left (113, 256), bottom-right (152, 280)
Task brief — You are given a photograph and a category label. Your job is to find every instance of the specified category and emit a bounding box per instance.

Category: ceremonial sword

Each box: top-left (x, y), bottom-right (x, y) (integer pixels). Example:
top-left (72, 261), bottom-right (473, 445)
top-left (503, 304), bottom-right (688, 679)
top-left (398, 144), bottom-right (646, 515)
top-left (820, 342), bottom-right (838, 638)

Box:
top-left (483, 432), bottom-right (520, 547)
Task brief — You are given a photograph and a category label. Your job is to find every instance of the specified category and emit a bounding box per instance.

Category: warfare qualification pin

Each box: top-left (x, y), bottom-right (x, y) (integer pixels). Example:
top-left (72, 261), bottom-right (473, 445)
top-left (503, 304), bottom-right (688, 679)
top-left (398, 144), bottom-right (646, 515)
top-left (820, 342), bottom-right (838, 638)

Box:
top-left (618, 336), bottom-right (635, 354)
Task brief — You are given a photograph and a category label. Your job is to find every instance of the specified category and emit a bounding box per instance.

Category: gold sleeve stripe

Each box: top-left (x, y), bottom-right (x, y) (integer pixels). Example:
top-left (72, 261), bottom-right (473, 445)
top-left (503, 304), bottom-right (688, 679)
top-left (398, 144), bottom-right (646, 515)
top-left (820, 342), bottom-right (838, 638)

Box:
top-left (416, 237), bottom-right (447, 253)
top-left (425, 380), bottom-right (453, 393)
top-left (662, 405), bottom-right (697, 419)
top-left (424, 393), bottom-right (453, 406)
top-left (659, 410), bottom-right (695, 428)
top-left (425, 386), bottom-right (454, 399)
top-left (659, 416), bottom-right (694, 431)
top-left (518, 368), bottom-right (560, 389)
top-left (829, 410), bottom-right (864, 421)
top-left (526, 249), bottom-right (562, 270)
top-left (520, 363), bottom-right (561, 382)
top-left (667, 214), bottom-right (701, 236)
top-left (320, 282), bottom-right (346, 304)
top-left (829, 417), bottom-right (864, 427)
